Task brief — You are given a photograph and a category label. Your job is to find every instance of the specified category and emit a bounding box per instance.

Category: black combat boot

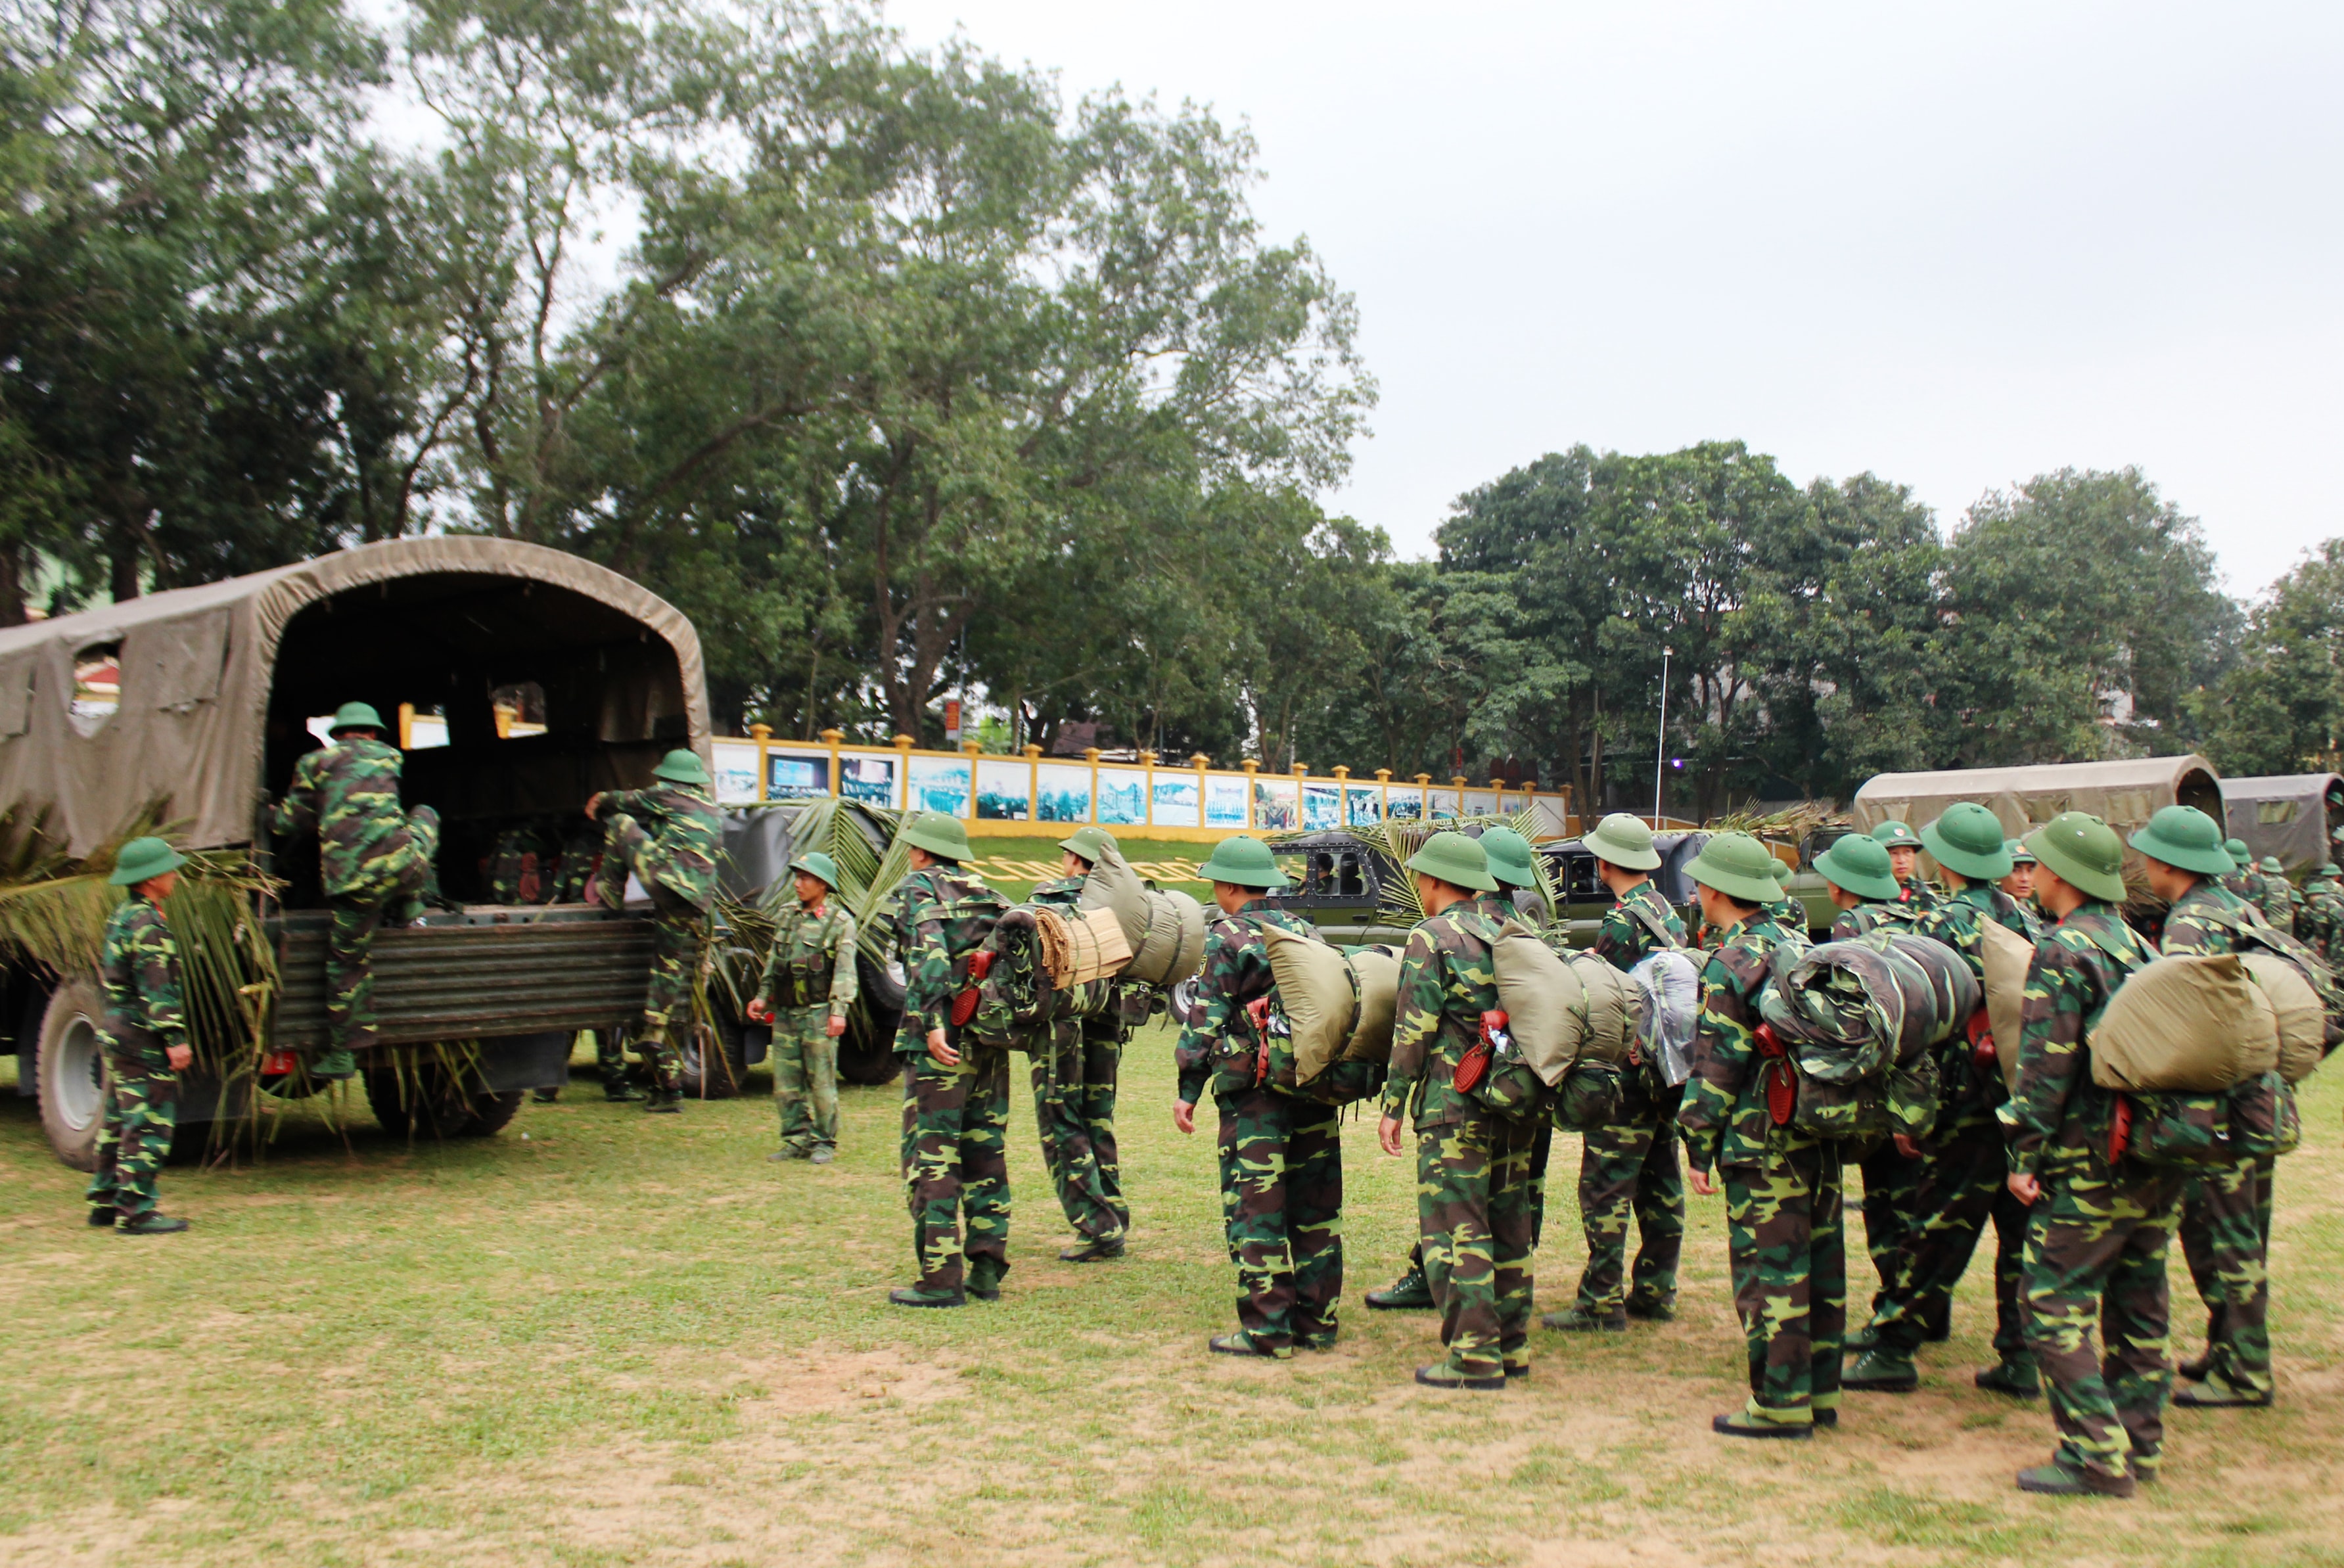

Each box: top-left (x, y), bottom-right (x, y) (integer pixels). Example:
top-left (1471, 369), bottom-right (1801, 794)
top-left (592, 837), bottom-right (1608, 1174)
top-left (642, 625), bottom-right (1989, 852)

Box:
top-left (1365, 1264), bottom-right (1434, 1310)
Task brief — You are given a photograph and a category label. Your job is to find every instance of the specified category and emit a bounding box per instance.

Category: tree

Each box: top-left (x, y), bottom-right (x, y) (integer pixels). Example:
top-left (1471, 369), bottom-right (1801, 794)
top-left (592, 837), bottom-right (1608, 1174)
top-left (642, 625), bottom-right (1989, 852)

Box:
top-left (2201, 542), bottom-right (2344, 775)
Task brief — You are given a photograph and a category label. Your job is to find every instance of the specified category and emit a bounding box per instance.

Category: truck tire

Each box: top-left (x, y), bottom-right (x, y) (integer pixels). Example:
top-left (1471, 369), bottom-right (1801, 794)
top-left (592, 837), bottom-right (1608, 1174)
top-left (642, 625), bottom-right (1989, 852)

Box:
top-left (838, 951), bottom-right (904, 1086)
top-left (365, 1056), bottom-right (524, 1140)
top-left (35, 977), bottom-right (107, 1171)
top-left (678, 1013), bottom-right (748, 1099)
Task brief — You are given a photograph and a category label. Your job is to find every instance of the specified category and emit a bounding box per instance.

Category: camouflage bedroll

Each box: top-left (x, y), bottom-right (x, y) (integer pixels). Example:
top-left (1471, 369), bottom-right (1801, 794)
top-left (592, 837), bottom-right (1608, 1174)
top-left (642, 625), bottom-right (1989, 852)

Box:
top-left (1758, 931), bottom-right (1965, 1140)
top-left (1260, 924), bottom-right (1399, 1084)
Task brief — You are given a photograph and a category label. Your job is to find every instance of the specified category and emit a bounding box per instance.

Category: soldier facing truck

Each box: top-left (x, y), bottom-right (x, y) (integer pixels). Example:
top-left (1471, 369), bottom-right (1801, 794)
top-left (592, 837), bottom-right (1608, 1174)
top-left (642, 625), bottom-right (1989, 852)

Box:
top-left (585, 748), bottom-right (722, 1113)
top-left (83, 837), bottom-right (196, 1236)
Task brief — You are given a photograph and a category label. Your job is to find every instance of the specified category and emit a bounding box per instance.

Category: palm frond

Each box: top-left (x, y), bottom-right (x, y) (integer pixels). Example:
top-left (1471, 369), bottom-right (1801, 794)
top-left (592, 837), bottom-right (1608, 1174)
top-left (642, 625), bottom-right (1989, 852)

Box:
top-left (1707, 800), bottom-right (1845, 841)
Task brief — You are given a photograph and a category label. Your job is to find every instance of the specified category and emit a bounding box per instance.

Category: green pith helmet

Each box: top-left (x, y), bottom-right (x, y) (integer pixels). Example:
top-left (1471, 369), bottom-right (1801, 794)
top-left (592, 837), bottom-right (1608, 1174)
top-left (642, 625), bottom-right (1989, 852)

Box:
top-left (1870, 819), bottom-right (1921, 850)
top-left (2323, 862), bottom-right (2342, 878)
top-left (1584, 812), bottom-right (1662, 872)
top-left (1686, 831), bottom-right (1785, 907)
top-left (2025, 812), bottom-right (2127, 904)
top-left (2261, 856), bottom-right (2284, 875)
top-left (2127, 805), bottom-right (2233, 879)
top-left (789, 850), bottom-right (840, 890)
top-left (328, 700), bottom-right (386, 735)
top-left (1478, 827), bottom-right (1538, 888)
top-left (2224, 837), bottom-right (2250, 864)
top-left (2006, 837), bottom-right (2036, 867)
top-left (1407, 829), bottom-right (1498, 894)
top-left (900, 811), bottom-right (973, 864)
top-left (1057, 825), bottom-right (1118, 864)
top-left (651, 748), bottom-right (712, 785)
top-left (1197, 835), bottom-right (1287, 891)
top-left (1812, 833), bottom-right (1900, 902)
top-left (108, 835), bottom-right (187, 888)
top-left (1921, 802), bottom-right (2013, 883)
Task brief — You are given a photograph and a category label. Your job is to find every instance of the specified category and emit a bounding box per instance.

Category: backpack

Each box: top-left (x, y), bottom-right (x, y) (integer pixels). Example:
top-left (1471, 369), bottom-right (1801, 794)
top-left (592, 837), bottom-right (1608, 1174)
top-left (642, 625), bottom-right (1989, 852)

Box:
top-left (1755, 933), bottom-right (1945, 1142)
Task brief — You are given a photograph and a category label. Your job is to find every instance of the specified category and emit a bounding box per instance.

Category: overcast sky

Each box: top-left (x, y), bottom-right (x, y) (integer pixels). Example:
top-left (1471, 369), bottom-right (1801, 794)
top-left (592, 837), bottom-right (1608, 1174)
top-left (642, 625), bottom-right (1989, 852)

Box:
top-left (883, 0), bottom-right (2341, 599)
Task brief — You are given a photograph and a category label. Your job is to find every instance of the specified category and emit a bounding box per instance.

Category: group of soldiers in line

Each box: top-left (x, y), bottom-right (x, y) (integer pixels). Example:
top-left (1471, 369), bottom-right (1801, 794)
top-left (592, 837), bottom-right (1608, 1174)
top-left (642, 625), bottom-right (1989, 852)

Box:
top-left (80, 702), bottom-right (727, 1231)
top-left (882, 798), bottom-right (2305, 1501)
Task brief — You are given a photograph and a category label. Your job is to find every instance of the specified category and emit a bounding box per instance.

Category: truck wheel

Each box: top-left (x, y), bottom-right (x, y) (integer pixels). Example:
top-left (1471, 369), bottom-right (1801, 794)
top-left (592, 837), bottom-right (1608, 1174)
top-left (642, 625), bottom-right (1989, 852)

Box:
top-left (365, 1056), bottom-right (522, 1140)
top-left (835, 950), bottom-right (904, 1086)
top-left (678, 1014), bottom-right (748, 1099)
top-left (35, 978), bottom-right (107, 1171)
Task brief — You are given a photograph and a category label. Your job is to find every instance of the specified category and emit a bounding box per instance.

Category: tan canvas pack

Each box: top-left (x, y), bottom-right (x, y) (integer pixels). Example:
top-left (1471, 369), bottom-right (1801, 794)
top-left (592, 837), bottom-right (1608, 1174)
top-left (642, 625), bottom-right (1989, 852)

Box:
top-left (2240, 951), bottom-right (2328, 1084)
top-left (1125, 888), bottom-right (1208, 986)
top-left (1977, 915), bottom-right (2033, 1090)
top-left (1493, 921), bottom-right (1586, 1084)
top-left (1571, 952), bottom-right (1636, 1068)
top-left (1079, 841), bottom-right (1151, 948)
top-left (1263, 926), bottom-right (1399, 1086)
top-left (2090, 953), bottom-right (2282, 1093)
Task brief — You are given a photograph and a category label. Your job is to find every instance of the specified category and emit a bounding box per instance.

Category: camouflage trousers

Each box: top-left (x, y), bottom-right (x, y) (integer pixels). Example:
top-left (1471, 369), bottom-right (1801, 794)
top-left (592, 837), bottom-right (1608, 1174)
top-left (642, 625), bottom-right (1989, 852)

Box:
top-left (1573, 1082), bottom-right (1686, 1315)
top-left (1417, 1107), bottom-right (1539, 1377)
top-left (900, 1044), bottom-right (1011, 1293)
top-left (1865, 1122), bottom-right (2030, 1362)
top-left (772, 1005), bottom-right (839, 1152)
top-left (1031, 1018), bottom-right (1127, 1244)
top-left (1216, 1084), bottom-right (1343, 1352)
top-left (593, 1027), bottom-right (633, 1085)
top-left (85, 1031), bottom-right (177, 1224)
top-left (1722, 1141), bottom-right (1845, 1425)
top-left (1392, 1115), bottom-right (1553, 1291)
top-left (2179, 1155), bottom-right (2274, 1396)
top-left (1858, 1140), bottom-right (1925, 1318)
top-left (593, 822), bottom-right (704, 1095)
top-left (2022, 1161), bottom-right (2186, 1483)
top-left (324, 806), bottom-right (440, 1051)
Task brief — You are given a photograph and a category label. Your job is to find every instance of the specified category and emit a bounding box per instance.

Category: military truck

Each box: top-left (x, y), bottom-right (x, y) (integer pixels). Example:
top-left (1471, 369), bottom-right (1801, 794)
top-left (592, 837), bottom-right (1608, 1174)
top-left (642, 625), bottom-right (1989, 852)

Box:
top-left (0, 537), bottom-right (755, 1168)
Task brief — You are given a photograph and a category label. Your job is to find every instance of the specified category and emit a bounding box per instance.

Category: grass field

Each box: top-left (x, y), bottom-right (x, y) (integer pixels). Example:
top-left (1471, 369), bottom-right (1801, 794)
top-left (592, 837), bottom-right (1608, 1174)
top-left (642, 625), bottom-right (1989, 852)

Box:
top-left (4, 1030), bottom-right (2343, 1567)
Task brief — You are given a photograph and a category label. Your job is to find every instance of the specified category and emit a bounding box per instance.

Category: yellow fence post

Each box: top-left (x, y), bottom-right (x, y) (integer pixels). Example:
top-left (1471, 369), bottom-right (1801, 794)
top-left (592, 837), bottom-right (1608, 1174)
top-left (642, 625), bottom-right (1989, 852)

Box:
top-left (820, 728), bottom-right (843, 797)
top-left (1084, 746), bottom-right (1102, 825)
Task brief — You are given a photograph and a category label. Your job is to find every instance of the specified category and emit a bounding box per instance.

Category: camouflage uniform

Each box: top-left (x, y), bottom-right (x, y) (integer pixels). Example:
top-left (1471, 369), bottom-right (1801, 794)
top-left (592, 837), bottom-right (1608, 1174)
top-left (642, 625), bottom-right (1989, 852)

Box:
top-left (268, 737), bottom-right (440, 1051)
top-left (2159, 880), bottom-right (2276, 1402)
top-left (591, 781), bottom-right (720, 1094)
top-left (1896, 877), bottom-right (1942, 915)
top-left (2253, 871), bottom-right (2295, 936)
top-left (1176, 898), bottom-right (1339, 1354)
top-left (1833, 896), bottom-right (1925, 1326)
top-left (1862, 882), bottom-right (2036, 1368)
top-left (2218, 867), bottom-right (2256, 903)
top-left (896, 866), bottom-right (1013, 1295)
top-left (1385, 902), bottom-right (1538, 1379)
top-left (1678, 909), bottom-right (1841, 1428)
top-left (488, 822), bottom-right (562, 905)
top-left (758, 898), bottom-right (858, 1155)
top-left (2002, 901), bottom-right (2178, 1487)
top-left (1030, 875), bottom-right (1137, 1245)
top-left (84, 893), bottom-right (188, 1226)
top-left (2297, 873), bottom-right (2343, 961)
top-left (1572, 881), bottom-right (1688, 1319)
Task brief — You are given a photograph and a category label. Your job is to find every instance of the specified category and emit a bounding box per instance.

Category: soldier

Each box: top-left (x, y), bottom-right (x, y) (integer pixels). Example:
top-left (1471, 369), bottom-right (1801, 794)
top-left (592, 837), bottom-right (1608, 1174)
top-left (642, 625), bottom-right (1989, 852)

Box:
top-left (2303, 863), bottom-right (2344, 962)
top-left (747, 850), bottom-right (858, 1164)
top-left (1376, 831), bottom-right (1537, 1389)
top-left (1172, 836), bottom-right (1337, 1357)
top-left (1029, 825), bottom-right (1137, 1262)
top-left (1870, 820), bottom-right (1940, 914)
top-left (891, 813), bottom-right (1013, 1308)
top-left (2139, 809), bottom-right (2281, 1412)
top-left (1846, 804), bottom-right (2035, 1396)
top-left (1544, 812), bottom-right (1688, 1332)
top-left (2219, 839), bottom-right (2257, 903)
top-left (2254, 857), bottom-right (2296, 935)
top-left (266, 701), bottom-right (440, 1078)
top-left (2001, 840), bottom-right (2043, 937)
top-left (1677, 832), bottom-right (1839, 1437)
top-left (2001, 812), bottom-right (2170, 1497)
top-left (586, 749), bottom-right (720, 1113)
top-left (83, 837), bottom-right (195, 1235)
top-left (1814, 835), bottom-right (1918, 940)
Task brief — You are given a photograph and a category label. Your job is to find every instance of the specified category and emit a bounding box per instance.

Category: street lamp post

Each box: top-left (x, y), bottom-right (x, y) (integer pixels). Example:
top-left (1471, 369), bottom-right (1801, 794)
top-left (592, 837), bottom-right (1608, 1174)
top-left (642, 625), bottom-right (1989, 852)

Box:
top-left (1653, 645), bottom-right (1671, 826)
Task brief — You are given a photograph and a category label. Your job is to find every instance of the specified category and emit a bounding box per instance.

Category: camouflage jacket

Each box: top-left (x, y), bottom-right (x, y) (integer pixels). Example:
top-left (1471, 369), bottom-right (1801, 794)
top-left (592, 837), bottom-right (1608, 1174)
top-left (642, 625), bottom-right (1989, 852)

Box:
top-left (1998, 902), bottom-right (2154, 1180)
top-left (1677, 911), bottom-right (1807, 1173)
top-left (2218, 870), bottom-right (2256, 902)
top-left (1916, 881), bottom-right (2034, 1130)
top-left (597, 783), bottom-right (720, 908)
top-left (1174, 898), bottom-right (1317, 1104)
top-left (1896, 877), bottom-right (1942, 915)
top-left (895, 866), bottom-right (1009, 1045)
top-left (2158, 877), bottom-right (2257, 957)
top-left (1381, 902), bottom-right (1505, 1128)
top-left (759, 900), bottom-right (859, 1019)
top-left (99, 893), bottom-right (187, 1067)
top-left (1829, 900), bottom-right (1918, 942)
top-left (2255, 873), bottom-right (2295, 934)
top-left (268, 737), bottom-right (413, 899)
top-left (1592, 881), bottom-right (1686, 973)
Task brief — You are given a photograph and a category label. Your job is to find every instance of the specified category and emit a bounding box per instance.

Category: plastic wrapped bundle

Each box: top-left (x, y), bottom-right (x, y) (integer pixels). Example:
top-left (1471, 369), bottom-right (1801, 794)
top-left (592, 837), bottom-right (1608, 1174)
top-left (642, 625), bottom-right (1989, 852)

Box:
top-left (1629, 949), bottom-right (1703, 1088)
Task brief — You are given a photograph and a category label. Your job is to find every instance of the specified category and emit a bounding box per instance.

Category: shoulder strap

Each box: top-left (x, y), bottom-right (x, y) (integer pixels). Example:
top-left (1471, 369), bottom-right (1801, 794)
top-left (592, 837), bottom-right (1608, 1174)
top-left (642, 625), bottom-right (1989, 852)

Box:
top-left (1624, 890), bottom-right (1684, 950)
top-left (2069, 917), bottom-right (2149, 977)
